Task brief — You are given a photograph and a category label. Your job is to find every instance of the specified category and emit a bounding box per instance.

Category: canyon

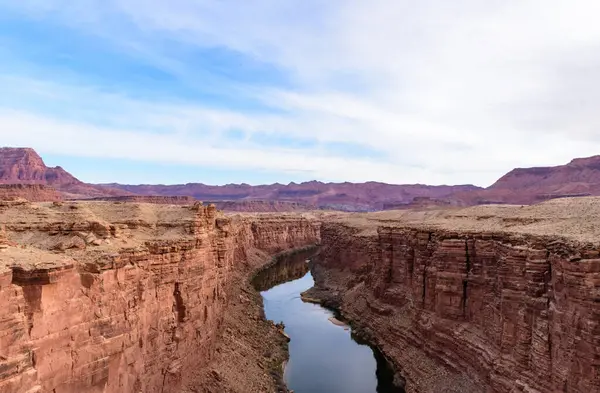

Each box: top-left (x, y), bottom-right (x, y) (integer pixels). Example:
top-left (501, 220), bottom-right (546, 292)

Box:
top-left (0, 194), bottom-right (599, 392)
top-left (0, 200), bottom-right (319, 393)
top-left (306, 198), bottom-right (600, 392)
top-left (1, 147), bottom-right (600, 393)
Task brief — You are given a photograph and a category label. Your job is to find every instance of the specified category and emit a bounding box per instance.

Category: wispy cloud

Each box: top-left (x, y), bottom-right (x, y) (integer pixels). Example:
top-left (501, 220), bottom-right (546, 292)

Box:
top-left (1, 0), bottom-right (600, 185)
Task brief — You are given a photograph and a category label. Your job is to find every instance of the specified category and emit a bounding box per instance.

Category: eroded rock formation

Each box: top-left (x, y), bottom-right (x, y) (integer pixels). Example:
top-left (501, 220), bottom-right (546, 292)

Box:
top-left (0, 201), bottom-right (319, 393)
top-left (0, 148), bottom-right (127, 199)
top-left (308, 199), bottom-right (600, 393)
top-left (0, 184), bottom-right (62, 202)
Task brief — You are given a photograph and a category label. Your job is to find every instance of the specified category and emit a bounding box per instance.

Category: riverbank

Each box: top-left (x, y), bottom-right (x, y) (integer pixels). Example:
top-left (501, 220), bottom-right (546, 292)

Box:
top-left (193, 246), bottom-right (319, 393)
top-left (262, 265), bottom-right (397, 393)
top-left (301, 283), bottom-right (407, 392)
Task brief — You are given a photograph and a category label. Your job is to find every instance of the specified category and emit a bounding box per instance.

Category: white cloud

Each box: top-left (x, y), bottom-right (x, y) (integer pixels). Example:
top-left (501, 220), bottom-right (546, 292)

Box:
top-left (2, 0), bottom-right (600, 185)
top-left (1, 109), bottom-right (437, 184)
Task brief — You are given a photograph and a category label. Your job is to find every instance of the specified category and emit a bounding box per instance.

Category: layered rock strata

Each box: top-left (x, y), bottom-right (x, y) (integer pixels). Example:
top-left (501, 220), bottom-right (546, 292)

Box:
top-left (0, 184), bottom-right (62, 202)
top-left (308, 198), bottom-right (600, 393)
top-left (0, 201), bottom-right (319, 393)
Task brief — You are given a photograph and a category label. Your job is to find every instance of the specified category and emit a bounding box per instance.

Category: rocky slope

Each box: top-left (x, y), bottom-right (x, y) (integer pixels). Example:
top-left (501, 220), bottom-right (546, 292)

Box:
top-left (0, 148), bottom-right (125, 199)
top-left (0, 200), bottom-right (319, 393)
top-left (0, 147), bottom-right (79, 186)
top-left (0, 184), bottom-right (62, 202)
top-left (455, 155), bottom-right (600, 205)
top-left (306, 198), bottom-right (600, 393)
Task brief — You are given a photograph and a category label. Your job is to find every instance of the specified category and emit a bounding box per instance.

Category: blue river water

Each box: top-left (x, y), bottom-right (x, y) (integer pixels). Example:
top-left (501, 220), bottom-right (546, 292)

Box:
top-left (261, 268), bottom-right (403, 393)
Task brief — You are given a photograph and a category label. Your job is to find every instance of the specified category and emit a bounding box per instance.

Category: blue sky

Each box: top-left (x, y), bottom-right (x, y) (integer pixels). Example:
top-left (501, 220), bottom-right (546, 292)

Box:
top-left (2, 1), bottom-right (600, 185)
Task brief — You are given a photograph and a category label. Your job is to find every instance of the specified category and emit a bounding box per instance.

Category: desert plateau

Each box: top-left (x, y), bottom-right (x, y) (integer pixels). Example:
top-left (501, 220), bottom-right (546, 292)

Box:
top-left (0, 148), bottom-right (599, 392)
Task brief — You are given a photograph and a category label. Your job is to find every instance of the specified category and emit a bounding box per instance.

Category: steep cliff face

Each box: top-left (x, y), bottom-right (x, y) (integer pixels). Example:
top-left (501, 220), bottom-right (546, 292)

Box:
top-left (311, 202), bottom-right (600, 393)
top-left (0, 201), bottom-right (319, 393)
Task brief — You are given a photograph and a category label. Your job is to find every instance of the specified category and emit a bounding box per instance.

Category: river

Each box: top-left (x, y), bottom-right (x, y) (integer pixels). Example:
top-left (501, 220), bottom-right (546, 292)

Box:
top-left (256, 250), bottom-right (404, 393)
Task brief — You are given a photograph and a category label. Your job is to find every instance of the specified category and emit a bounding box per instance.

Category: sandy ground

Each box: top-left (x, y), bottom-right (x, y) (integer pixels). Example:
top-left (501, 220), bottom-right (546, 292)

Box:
top-left (326, 196), bottom-right (600, 243)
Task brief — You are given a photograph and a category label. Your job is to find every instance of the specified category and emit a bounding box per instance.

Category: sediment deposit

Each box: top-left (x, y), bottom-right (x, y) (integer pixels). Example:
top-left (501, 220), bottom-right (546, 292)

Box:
top-left (307, 197), bottom-right (600, 393)
top-left (0, 200), bottom-right (319, 393)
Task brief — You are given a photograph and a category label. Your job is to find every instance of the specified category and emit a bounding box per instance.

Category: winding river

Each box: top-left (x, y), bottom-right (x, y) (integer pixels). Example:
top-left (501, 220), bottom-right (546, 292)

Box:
top-left (255, 250), bottom-right (404, 393)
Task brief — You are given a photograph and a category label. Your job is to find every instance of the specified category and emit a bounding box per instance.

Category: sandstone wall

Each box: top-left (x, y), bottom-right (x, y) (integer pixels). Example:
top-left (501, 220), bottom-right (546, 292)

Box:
top-left (0, 203), bottom-right (319, 393)
top-left (313, 222), bottom-right (600, 393)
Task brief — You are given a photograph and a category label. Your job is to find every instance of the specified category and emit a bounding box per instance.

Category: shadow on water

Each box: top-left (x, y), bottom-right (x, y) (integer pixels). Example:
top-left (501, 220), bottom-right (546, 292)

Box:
top-left (252, 248), bottom-right (313, 292)
top-left (254, 248), bottom-right (405, 393)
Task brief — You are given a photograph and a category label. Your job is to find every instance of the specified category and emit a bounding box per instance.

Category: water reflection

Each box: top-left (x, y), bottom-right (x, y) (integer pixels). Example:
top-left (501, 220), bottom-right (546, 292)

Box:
top-left (252, 249), bottom-right (313, 292)
top-left (257, 251), bottom-right (404, 393)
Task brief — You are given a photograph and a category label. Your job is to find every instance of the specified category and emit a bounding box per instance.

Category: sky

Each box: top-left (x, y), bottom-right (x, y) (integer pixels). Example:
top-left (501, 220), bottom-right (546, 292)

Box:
top-left (2, 1), bottom-right (600, 186)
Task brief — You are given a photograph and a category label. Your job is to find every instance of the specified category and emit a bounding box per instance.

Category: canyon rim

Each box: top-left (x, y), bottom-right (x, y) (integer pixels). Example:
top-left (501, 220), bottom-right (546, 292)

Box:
top-left (0, 193), bottom-right (599, 392)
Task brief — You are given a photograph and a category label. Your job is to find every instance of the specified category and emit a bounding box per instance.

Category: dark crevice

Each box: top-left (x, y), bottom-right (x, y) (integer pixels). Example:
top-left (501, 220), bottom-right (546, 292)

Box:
top-left (21, 285), bottom-right (42, 336)
top-left (372, 346), bottom-right (406, 393)
top-left (465, 240), bottom-right (471, 272)
top-left (173, 283), bottom-right (186, 323)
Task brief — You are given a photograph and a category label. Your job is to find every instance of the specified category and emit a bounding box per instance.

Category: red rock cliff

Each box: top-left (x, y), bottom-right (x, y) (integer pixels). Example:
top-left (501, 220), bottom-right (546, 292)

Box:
top-left (0, 148), bottom-right (129, 199)
top-left (311, 201), bottom-right (600, 393)
top-left (0, 201), bottom-right (319, 393)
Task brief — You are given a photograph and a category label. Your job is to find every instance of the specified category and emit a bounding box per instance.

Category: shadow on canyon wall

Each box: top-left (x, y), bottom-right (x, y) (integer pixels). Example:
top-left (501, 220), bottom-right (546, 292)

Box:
top-left (251, 247), bottom-right (316, 292)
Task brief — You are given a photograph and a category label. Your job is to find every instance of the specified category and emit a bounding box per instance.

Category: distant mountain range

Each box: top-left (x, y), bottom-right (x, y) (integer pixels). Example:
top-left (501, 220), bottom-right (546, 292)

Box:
top-left (99, 181), bottom-right (480, 211)
top-left (2, 147), bottom-right (600, 210)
